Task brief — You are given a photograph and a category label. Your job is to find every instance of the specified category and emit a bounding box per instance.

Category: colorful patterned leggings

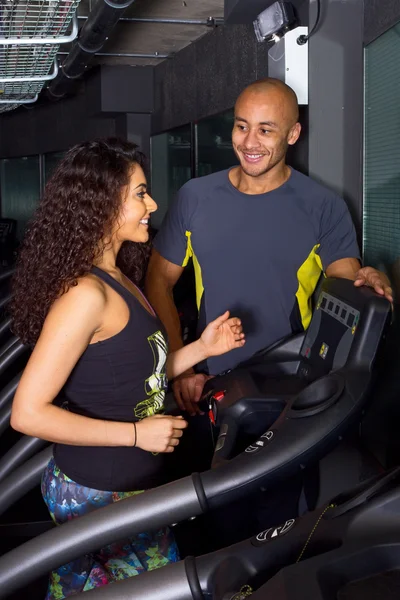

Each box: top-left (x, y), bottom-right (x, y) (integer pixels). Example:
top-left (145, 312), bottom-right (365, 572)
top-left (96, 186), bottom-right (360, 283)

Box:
top-left (41, 457), bottom-right (180, 599)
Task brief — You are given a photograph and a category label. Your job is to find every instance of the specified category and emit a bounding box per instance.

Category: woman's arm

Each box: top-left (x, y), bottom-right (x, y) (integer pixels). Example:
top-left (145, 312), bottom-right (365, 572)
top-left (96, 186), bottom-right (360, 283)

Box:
top-left (166, 340), bottom-right (208, 382)
top-left (166, 311), bottom-right (245, 380)
top-left (11, 279), bottom-right (137, 446)
top-left (11, 279), bottom-right (186, 453)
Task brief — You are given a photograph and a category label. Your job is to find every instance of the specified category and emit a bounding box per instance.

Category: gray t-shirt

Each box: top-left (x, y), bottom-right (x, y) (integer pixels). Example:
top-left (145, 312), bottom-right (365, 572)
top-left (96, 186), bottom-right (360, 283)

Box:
top-left (154, 168), bottom-right (360, 375)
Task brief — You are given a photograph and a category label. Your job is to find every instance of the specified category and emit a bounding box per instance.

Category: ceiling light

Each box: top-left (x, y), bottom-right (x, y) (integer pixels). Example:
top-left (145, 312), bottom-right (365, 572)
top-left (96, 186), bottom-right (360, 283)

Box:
top-left (253, 1), bottom-right (297, 43)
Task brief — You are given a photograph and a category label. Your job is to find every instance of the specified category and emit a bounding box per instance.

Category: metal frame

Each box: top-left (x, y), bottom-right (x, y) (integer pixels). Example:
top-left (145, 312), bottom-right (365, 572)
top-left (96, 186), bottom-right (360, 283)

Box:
top-left (77, 15), bottom-right (224, 26)
top-left (57, 50), bottom-right (170, 59)
top-left (0, 15), bottom-right (78, 46)
top-left (0, 1), bottom-right (82, 111)
top-left (0, 58), bottom-right (58, 82)
top-left (0, 93), bottom-right (38, 103)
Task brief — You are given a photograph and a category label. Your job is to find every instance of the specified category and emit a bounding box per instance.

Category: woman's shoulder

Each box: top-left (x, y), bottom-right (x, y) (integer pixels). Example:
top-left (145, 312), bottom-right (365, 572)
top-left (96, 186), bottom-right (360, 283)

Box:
top-left (37, 273), bottom-right (109, 343)
top-left (49, 273), bottom-right (108, 318)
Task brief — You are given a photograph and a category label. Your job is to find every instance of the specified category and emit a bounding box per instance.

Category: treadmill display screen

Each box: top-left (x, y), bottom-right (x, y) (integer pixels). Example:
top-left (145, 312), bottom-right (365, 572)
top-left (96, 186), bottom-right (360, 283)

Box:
top-left (300, 292), bottom-right (360, 376)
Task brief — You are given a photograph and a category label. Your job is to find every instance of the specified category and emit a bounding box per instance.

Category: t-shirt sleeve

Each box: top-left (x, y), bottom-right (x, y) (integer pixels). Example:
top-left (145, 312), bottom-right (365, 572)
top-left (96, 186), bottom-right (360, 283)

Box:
top-left (317, 194), bottom-right (361, 270)
top-left (153, 184), bottom-right (194, 267)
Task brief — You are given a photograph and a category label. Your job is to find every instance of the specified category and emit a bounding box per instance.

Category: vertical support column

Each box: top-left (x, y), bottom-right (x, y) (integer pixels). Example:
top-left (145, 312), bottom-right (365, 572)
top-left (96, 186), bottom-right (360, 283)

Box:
top-left (150, 132), bottom-right (170, 230)
top-left (116, 113), bottom-right (152, 164)
top-left (126, 114), bottom-right (152, 163)
top-left (308, 0), bottom-right (364, 240)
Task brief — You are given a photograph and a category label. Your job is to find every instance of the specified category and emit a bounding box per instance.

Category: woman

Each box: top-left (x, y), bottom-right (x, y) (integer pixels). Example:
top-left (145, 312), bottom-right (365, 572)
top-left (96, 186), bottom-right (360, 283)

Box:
top-left (9, 138), bottom-right (245, 598)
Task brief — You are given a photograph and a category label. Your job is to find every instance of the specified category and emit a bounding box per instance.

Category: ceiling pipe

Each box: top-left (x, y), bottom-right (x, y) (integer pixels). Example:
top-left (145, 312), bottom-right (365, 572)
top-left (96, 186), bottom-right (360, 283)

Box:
top-left (57, 50), bottom-right (170, 58)
top-left (77, 15), bottom-right (224, 26)
top-left (48, 0), bottom-right (137, 100)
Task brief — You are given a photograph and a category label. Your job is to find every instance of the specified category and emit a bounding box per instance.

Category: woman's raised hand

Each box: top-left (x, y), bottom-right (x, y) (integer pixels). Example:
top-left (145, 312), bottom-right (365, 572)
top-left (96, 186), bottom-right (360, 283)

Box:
top-left (199, 311), bottom-right (245, 358)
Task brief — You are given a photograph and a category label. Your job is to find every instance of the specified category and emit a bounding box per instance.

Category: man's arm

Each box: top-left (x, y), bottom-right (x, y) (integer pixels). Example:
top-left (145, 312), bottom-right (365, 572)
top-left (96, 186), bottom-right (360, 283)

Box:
top-left (317, 193), bottom-right (393, 302)
top-left (145, 249), bottom-right (184, 352)
top-left (147, 181), bottom-right (211, 415)
top-left (326, 258), bottom-right (393, 302)
top-left (145, 249), bottom-right (210, 415)
top-left (325, 257), bottom-right (361, 280)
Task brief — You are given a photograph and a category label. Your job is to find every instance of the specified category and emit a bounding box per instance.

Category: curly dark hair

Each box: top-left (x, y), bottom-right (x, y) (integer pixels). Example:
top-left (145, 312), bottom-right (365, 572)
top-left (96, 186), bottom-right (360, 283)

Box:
top-left (9, 137), bottom-right (152, 346)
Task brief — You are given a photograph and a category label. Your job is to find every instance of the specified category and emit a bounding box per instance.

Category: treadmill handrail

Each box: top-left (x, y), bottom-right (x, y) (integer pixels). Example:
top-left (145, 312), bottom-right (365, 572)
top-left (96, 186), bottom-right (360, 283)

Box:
top-left (0, 474), bottom-right (204, 598)
top-left (0, 445), bottom-right (53, 518)
top-left (0, 268), bottom-right (14, 283)
top-left (0, 338), bottom-right (28, 379)
top-left (66, 471), bottom-right (400, 599)
top-left (0, 435), bottom-right (49, 483)
top-left (0, 373), bottom-right (22, 437)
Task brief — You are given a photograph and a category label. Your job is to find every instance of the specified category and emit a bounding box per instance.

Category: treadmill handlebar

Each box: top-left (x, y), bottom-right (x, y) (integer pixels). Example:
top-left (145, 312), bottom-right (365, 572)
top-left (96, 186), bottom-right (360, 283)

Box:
top-left (73, 560), bottom-right (196, 600)
top-left (72, 471), bottom-right (400, 600)
top-left (0, 338), bottom-right (28, 379)
top-left (0, 445), bottom-right (53, 518)
top-left (203, 372), bottom-right (368, 507)
top-left (0, 475), bottom-right (204, 598)
top-left (0, 435), bottom-right (49, 483)
top-left (212, 415), bottom-right (240, 466)
top-left (71, 514), bottom-right (320, 600)
top-left (71, 506), bottom-right (338, 600)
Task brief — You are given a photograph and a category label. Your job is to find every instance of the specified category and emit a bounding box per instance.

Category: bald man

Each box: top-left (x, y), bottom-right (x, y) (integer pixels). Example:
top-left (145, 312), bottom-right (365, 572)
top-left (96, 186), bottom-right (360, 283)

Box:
top-left (146, 78), bottom-right (392, 415)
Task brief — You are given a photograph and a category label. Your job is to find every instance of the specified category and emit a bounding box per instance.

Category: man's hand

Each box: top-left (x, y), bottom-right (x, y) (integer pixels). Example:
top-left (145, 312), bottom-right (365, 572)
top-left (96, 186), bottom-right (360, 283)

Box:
top-left (354, 266), bottom-right (393, 302)
top-left (173, 372), bottom-right (213, 416)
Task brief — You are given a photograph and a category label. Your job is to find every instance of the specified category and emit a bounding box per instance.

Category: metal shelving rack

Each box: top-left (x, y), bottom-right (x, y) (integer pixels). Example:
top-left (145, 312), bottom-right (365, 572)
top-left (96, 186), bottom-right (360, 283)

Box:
top-left (0, 0), bottom-right (80, 113)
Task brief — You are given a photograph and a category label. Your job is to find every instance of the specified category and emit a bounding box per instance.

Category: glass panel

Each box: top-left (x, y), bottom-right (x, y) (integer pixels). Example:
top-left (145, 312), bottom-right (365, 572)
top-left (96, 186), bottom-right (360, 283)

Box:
top-left (364, 24), bottom-right (400, 269)
top-left (197, 108), bottom-right (238, 177)
top-left (151, 125), bottom-right (192, 231)
top-left (0, 155), bottom-right (40, 241)
top-left (44, 151), bottom-right (65, 184)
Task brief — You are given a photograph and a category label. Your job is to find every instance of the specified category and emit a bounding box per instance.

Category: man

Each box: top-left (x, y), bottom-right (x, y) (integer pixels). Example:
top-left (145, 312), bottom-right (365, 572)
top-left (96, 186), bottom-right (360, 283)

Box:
top-left (146, 78), bottom-right (392, 416)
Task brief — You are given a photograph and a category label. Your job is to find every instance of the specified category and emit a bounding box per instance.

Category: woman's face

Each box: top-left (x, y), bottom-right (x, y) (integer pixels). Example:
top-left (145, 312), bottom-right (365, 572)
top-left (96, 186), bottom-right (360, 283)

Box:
top-left (116, 163), bottom-right (157, 244)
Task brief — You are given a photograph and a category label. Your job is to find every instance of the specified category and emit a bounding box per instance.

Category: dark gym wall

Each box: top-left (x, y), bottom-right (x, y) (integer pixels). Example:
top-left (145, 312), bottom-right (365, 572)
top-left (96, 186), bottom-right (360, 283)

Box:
top-left (0, 85), bottom-right (116, 159)
top-left (0, 65), bottom-right (154, 159)
top-left (152, 24), bottom-right (269, 134)
top-left (364, 0), bottom-right (400, 44)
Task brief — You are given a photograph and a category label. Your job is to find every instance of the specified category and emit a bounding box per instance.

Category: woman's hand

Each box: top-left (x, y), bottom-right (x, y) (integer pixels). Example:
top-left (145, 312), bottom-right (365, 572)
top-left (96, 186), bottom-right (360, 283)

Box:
top-left (135, 414), bottom-right (188, 453)
top-left (200, 311), bottom-right (245, 358)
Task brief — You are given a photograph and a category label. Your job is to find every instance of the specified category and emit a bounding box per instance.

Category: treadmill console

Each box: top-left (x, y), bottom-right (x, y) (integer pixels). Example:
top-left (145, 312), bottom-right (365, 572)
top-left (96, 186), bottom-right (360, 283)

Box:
top-left (299, 286), bottom-right (366, 380)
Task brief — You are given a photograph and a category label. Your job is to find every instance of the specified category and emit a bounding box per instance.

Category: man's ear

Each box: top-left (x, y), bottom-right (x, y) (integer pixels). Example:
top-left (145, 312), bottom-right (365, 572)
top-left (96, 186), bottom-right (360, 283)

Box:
top-left (288, 122), bottom-right (301, 146)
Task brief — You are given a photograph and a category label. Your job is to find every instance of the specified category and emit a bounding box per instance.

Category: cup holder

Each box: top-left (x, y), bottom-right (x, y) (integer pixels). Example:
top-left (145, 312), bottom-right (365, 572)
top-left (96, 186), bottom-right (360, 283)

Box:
top-left (289, 373), bottom-right (345, 418)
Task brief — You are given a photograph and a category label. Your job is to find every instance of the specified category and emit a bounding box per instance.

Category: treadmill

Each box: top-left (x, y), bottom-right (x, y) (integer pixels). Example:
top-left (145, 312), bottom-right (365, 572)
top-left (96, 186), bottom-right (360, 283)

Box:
top-left (67, 466), bottom-right (400, 599)
top-left (0, 277), bottom-right (391, 598)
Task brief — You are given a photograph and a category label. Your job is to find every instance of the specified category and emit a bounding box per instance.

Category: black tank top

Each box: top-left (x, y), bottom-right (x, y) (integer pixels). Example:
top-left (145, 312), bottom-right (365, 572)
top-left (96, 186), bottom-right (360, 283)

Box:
top-left (54, 266), bottom-right (169, 492)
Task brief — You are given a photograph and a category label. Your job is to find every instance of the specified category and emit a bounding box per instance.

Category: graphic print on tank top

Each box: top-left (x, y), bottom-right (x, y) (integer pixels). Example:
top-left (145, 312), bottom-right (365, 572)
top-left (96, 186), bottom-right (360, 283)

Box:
top-left (134, 330), bottom-right (168, 419)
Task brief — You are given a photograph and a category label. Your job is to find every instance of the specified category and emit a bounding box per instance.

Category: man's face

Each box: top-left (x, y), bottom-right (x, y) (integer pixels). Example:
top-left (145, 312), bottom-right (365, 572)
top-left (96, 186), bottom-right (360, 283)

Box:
top-left (232, 90), bottom-right (301, 178)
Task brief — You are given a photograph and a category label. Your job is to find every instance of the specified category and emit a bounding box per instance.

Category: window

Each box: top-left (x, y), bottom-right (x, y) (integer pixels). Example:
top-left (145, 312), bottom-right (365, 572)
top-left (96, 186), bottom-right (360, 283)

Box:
top-left (197, 108), bottom-right (237, 176)
top-left (150, 125), bottom-right (192, 230)
top-left (44, 151), bottom-right (65, 184)
top-left (364, 24), bottom-right (400, 268)
top-left (0, 155), bottom-right (40, 241)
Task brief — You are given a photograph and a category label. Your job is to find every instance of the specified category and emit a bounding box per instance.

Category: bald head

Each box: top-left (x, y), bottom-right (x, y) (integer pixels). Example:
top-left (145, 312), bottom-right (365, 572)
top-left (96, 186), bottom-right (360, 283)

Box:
top-left (231, 78), bottom-right (301, 179)
top-left (236, 78), bottom-right (299, 127)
